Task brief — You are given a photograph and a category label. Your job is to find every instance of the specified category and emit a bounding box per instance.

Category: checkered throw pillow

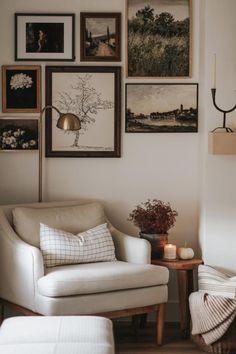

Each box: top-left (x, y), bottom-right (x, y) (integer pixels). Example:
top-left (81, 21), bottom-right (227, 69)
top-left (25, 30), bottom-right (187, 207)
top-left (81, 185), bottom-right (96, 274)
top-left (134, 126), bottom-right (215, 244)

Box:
top-left (40, 223), bottom-right (116, 268)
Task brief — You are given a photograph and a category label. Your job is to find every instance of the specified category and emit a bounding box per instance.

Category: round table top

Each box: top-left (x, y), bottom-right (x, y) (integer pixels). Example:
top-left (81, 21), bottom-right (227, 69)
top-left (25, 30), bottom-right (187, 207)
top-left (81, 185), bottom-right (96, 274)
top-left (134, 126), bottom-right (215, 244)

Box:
top-left (151, 258), bottom-right (203, 270)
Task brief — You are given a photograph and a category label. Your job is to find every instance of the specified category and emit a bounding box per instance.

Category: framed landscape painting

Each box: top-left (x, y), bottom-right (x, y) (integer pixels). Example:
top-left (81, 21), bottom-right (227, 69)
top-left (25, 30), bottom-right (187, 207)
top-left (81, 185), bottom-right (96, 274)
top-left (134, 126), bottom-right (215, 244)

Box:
top-left (0, 117), bottom-right (38, 151)
top-left (15, 13), bottom-right (75, 61)
top-left (126, 83), bottom-right (198, 133)
top-left (80, 13), bottom-right (121, 61)
top-left (2, 65), bottom-right (41, 113)
top-left (45, 66), bottom-right (121, 157)
top-left (127, 0), bottom-right (191, 77)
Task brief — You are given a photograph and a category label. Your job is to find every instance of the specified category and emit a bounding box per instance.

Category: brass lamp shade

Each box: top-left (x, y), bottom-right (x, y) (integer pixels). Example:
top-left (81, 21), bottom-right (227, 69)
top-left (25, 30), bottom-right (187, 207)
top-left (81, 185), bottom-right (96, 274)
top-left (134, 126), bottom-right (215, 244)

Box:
top-left (56, 113), bottom-right (81, 131)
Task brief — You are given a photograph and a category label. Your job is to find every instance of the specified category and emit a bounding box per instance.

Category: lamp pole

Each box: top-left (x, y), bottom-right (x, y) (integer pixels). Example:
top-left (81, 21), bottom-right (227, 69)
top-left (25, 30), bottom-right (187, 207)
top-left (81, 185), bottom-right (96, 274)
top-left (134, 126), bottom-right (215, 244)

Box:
top-left (38, 105), bottom-right (81, 202)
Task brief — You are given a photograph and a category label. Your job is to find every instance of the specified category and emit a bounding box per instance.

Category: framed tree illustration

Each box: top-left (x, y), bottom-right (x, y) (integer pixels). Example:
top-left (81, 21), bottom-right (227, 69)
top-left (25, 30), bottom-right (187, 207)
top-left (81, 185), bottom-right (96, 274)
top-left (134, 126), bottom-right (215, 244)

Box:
top-left (45, 66), bottom-right (121, 157)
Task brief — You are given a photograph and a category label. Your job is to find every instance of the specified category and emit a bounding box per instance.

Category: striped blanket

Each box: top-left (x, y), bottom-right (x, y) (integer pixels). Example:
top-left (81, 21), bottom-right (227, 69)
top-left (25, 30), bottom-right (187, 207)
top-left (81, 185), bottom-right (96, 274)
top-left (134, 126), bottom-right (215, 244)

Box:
top-left (189, 292), bottom-right (236, 345)
top-left (198, 265), bottom-right (236, 300)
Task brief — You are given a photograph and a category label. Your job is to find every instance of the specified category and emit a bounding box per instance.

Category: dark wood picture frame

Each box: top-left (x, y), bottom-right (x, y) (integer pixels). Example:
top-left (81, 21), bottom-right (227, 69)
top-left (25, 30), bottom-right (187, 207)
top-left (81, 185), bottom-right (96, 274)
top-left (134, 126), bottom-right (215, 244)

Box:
top-left (45, 66), bottom-right (121, 157)
top-left (0, 117), bottom-right (39, 151)
top-left (126, 0), bottom-right (192, 78)
top-left (15, 13), bottom-right (75, 61)
top-left (80, 12), bottom-right (121, 61)
top-left (2, 65), bottom-right (41, 113)
top-left (125, 83), bottom-right (198, 133)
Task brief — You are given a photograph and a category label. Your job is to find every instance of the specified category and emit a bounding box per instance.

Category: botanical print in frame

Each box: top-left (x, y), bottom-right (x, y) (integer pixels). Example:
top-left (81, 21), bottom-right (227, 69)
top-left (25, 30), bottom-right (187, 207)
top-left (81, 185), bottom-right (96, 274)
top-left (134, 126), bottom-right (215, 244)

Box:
top-left (0, 117), bottom-right (38, 151)
top-left (126, 83), bottom-right (198, 133)
top-left (15, 13), bottom-right (75, 61)
top-left (127, 0), bottom-right (191, 77)
top-left (45, 66), bottom-right (121, 157)
top-left (2, 65), bottom-right (41, 113)
top-left (80, 13), bottom-right (121, 61)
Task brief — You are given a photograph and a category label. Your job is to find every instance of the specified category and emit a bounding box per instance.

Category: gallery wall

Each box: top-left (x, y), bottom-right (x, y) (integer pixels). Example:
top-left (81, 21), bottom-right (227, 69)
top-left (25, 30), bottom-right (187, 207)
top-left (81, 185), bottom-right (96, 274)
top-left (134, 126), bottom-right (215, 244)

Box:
top-left (1, 0), bottom-right (201, 321)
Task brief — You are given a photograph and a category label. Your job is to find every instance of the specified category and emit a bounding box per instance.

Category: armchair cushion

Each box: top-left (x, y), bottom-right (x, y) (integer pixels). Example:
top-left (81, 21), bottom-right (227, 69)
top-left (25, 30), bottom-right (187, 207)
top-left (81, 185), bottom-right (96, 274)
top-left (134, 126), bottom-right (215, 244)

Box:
top-left (12, 203), bottom-right (105, 247)
top-left (40, 223), bottom-right (116, 268)
top-left (37, 261), bottom-right (169, 297)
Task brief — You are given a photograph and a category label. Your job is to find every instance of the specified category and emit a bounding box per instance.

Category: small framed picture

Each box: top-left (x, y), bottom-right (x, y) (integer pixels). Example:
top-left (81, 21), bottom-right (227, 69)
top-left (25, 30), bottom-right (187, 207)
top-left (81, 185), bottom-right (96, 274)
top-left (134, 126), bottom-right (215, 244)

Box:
top-left (45, 66), bottom-right (121, 157)
top-left (15, 13), bottom-right (75, 61)
top-left (80, 12), bottom-right (121, 61)
top-left (2, 65), bottom-right (41, 113)
top-left (126, 83), bottom-right (198, 133)
top-left (0, 117), bottom-right (39, 151)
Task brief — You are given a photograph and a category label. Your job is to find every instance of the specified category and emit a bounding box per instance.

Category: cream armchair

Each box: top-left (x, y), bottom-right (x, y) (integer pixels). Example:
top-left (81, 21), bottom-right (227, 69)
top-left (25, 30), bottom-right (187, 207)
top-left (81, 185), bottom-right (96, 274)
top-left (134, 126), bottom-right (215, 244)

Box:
top-left (0, 201), bottom-right (169, 344)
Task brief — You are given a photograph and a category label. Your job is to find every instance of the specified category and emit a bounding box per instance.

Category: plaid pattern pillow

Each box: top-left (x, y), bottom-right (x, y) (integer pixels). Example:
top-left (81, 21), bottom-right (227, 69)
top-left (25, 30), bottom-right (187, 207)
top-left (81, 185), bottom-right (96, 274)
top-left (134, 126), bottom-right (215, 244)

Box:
top-left (40, 223), bottom-right (116, 268)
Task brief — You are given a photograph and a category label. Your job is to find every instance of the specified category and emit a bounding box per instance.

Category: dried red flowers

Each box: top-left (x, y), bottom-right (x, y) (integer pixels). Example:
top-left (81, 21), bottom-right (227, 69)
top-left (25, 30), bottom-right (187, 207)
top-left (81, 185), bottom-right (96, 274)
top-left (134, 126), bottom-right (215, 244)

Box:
top-left (128, 199), bottom-right (178, 234)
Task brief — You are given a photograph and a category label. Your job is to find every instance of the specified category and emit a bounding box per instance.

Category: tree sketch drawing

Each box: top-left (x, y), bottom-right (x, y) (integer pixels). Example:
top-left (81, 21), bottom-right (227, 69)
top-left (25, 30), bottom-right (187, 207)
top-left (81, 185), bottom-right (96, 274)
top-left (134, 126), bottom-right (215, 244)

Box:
top-left (56, 73), bottom-right (114, 149)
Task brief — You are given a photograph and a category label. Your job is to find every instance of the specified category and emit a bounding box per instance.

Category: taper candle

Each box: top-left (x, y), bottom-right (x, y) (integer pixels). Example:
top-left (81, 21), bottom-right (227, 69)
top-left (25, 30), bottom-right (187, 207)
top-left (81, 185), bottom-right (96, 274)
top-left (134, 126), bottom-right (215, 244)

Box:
top-left (213, 53), bottom-right (216, 89)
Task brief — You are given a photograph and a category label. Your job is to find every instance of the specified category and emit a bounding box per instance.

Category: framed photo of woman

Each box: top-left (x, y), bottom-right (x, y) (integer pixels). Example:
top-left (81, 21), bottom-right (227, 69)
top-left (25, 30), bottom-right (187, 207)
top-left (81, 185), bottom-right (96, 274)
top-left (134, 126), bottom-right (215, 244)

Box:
top-left (15, 13), bottom-right (75, 61)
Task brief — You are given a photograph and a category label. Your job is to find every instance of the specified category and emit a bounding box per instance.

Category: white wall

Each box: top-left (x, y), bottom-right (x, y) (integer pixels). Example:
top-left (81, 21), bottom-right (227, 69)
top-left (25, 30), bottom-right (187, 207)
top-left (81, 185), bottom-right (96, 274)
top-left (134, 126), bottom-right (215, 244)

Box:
top-left (0, 0), bottom-right (204, 321)
top-left (199, 0), bottom-right (236, 274)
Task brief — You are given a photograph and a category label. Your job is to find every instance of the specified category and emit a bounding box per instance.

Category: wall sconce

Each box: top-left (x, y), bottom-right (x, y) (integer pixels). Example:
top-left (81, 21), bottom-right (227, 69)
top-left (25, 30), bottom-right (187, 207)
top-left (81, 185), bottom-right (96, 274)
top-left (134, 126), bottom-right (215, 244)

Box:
top-left (208, 54), bottom-right (236, 155)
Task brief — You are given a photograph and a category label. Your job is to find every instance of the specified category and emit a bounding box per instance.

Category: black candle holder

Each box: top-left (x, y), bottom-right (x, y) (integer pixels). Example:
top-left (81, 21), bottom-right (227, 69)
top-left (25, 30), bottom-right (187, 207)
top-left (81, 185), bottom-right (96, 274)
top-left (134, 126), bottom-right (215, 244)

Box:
top-left (211, 88), bottom-right (235, 132)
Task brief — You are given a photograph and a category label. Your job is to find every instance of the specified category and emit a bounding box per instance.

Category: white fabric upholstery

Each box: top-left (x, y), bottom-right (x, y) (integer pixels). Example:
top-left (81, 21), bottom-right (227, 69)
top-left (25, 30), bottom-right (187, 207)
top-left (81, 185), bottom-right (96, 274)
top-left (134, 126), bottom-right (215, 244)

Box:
top-left (38, 261), bottom-right (169, 297)
top-left (35, 285), bottom-right (168, 315)
top-left (40, 223), bottom-right (116, 267)
top-left (0, 201), bottom-right (168, 316)
top-left (0, 316), bottom-right (114, 354)
top-left (13, 202), bottom-right (106, 247)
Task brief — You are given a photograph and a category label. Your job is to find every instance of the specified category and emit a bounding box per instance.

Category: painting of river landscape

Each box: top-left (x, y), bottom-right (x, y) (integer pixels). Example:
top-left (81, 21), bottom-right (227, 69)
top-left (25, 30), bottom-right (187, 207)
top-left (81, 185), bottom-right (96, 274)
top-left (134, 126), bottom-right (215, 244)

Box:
top-left (126, 83), bottom-right (198, 133)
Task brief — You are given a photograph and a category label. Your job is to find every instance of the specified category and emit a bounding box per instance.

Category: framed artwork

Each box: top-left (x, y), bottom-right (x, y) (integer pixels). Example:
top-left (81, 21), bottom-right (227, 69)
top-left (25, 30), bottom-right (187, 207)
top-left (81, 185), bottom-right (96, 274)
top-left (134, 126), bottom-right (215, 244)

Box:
top-left (80, 12), bottom-right (121, 61)
top-left (0, 117), bottom-right (38, 151)
top-left (127, 0), bottom-right (191, 78)
top-left (126, 83), bottom-right (198, 133)
top-left (45, 66), bottom-right (121, 157)
top-left (2, 65), bottom-right (41, 113)
top-left (15, 13), bottom-right (75, 61)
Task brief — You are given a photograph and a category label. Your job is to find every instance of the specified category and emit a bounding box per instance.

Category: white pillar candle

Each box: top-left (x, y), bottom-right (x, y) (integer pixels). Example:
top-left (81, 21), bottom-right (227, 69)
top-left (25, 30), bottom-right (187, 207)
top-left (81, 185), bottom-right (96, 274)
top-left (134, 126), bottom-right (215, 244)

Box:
top-left (164, 244), bottom-right (177, 260)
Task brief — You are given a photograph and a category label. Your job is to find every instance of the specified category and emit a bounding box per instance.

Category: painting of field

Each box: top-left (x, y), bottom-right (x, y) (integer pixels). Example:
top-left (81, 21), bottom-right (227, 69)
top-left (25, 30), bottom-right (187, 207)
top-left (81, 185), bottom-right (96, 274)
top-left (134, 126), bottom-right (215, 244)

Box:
top-left (126, 84), bottom-right (198, 133)
top-left (127, 0), bottom-right (191, 77)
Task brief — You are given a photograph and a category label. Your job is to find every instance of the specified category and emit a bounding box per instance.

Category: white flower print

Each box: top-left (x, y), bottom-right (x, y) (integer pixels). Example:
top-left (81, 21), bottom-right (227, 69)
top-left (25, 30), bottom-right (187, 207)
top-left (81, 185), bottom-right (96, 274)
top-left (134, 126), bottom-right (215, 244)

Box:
top-left (10, 73), bottom-right (33, 90)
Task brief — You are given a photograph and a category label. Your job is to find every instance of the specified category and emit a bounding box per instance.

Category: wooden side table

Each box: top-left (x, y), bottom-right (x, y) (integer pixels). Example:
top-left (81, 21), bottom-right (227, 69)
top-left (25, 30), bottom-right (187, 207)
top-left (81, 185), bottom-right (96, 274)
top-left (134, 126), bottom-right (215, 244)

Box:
top-left (152, 258), bottom-right (203, 339)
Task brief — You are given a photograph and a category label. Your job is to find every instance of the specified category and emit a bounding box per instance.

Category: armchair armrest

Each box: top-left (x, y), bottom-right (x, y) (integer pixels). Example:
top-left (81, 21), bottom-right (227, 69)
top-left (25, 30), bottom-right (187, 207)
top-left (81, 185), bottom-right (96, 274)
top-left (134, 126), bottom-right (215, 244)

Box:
top-left (108, 223), bottom-right (151, 264)
top-left (0, 210), bottom-right (44, 312)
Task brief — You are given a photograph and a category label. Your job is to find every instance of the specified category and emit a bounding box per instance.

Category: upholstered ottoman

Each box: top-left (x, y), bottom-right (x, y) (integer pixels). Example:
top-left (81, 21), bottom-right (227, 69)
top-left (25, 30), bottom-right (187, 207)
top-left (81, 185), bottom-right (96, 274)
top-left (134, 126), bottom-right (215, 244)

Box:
top-left (0, 316), bottom-right (115, 354)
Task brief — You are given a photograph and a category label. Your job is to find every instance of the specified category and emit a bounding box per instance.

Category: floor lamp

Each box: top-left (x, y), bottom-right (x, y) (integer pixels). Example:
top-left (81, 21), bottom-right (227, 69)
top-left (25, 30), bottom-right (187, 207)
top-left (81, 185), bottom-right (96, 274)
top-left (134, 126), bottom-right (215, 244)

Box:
top-left (39, 105), bottom-right (81, 202)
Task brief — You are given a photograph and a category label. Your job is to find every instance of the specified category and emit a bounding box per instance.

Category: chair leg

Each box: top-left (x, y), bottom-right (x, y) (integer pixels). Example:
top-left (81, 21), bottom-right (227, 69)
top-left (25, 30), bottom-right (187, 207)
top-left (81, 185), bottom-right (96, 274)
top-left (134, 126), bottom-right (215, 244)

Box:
top-left (156, 303), bottom-right (165, 346)
top-left (0, 300), bottom-right (4, 325)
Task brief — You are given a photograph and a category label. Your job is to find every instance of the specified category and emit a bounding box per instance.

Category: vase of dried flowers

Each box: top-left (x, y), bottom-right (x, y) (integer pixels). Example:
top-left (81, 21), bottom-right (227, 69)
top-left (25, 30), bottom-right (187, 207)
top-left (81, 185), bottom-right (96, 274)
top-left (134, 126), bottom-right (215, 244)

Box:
top-left (128, 199), bottom-right (178, 259)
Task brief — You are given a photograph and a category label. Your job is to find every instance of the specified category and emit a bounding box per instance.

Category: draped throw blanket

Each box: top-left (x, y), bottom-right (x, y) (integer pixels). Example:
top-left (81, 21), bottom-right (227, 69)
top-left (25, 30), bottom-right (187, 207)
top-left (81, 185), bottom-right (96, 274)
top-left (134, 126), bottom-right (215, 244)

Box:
top-left (190, 292), bottom-right (236, 345)
top-left (198, 265), bottom-right (236, 300)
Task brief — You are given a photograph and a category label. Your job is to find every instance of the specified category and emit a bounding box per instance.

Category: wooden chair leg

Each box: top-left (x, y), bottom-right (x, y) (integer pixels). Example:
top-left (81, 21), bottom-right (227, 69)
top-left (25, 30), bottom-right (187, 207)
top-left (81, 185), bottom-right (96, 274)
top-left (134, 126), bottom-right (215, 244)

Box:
top-left (0, 300), bottom-right (4, 325)
top-left (156, 303), bottom-right (165, 346)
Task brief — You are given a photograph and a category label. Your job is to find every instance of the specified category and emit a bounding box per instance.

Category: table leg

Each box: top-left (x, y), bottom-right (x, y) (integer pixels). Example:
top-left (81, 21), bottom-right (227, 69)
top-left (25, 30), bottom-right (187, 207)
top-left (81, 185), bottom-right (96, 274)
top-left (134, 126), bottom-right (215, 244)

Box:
top-left (177, 269), bottom-right (194, 339)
